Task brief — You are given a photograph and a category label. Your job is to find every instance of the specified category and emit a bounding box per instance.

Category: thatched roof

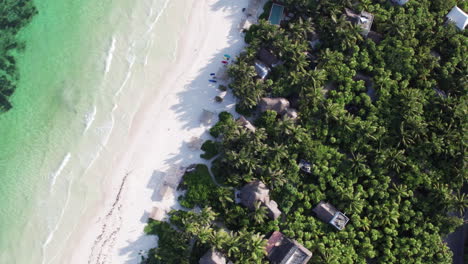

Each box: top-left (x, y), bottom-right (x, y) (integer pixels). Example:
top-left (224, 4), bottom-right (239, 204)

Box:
top-left (258, 48), bottom-right (280, 68)
top-left (237, 116), bottom-right (256, 132)
top-left (199, 249), bottom-right (227, 264)
top-left (258, 97), bottom-right (290, 114)
top-left (158, 184), bottom-right (174, 201)
top-left (265, 200), bottom-right (282, 220)
top-left (188, 136), bottom-right (204, 150)
top-left (200, 109), bottom-right (215, 125)
top-left (266, 231), bottom-right (312, 264)
top-left (284, 108), bottom-right (298, 120)
top-left (345, 8), bottom-right (374, 36)
top-left (240, 181), bottom-right (282, 220)
top-left (164, 165), bottom-right (186, 188)
top-left (446, 6), bottom-right (468, 30)
top-left (313, 201), bottom-right (338, 223)
top-left (149, 207), bottom-right (165, 221)
top-left (240, 180), bottom-right (270, 210)
top-left (313, 201), bottom-right (349, 230)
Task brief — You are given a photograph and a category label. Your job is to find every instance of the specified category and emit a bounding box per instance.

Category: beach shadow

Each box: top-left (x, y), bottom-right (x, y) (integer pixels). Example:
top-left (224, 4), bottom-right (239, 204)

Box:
top-left (169, 0), bottom-right (250, 131)
top-left (119, 0), bottom-right (252, 263)
top-left (139, 211), bottom-right (150, 223)
top-left (119, 234), bottom-right (158, 264)
top-left (147, 170), bottom-right (163, 189)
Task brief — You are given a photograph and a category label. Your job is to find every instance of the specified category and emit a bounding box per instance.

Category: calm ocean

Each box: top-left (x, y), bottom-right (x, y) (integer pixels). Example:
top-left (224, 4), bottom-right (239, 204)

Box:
top-left (0, 0), bottom-right (184, 262)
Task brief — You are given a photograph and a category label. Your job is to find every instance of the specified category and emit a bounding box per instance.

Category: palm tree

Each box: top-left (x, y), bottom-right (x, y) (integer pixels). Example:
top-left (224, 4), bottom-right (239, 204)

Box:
top-left (251, 201), bottom-right (268, 224)
top-left (450, 192), bottom-right (468, 215)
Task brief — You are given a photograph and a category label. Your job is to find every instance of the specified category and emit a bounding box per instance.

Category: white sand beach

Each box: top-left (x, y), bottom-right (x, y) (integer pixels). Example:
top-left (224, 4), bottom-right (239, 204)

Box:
top-left (64, 0), bottom-right (255, 263)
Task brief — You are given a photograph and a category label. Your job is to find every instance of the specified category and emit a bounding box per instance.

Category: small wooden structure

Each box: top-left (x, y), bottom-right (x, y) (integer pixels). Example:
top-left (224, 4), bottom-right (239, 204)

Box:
top-left (345, 8), bottom-right (374, 37)
top-left (258, 97), bottom-right (298, 120)
top-left (258, 48), bottom-right (281, 68)
top-left (236, 116), bottom-right (256, 133)
top-left (259, 97), bottom-right (290, 114)
top-left (200, 109), bottom-right (215, 126)
top-left (240, 180), bottom-right (282, 220)
top-left (199, 249), bottom-right (227, 264)
top-left (163, 165), bottom-right (186, 188)
top-left (188, 136), bottom-right (204, 150)
top-left (313, 201), bottom-right (349, 230)
top-left (149, 207), bottom-right (165, 221)
top-left (446, 6), bottom-right (468, 30)
top-left (266, 231), bottom-right (312, 264)
top-left (299, 159), bottom-right (312, 173)
top-left (158, 184), bottom-right (174, 200)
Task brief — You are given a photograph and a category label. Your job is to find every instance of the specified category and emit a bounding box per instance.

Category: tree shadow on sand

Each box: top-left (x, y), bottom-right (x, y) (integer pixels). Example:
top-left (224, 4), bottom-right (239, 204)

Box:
top-left (118, 0), bottom-right (253, 263)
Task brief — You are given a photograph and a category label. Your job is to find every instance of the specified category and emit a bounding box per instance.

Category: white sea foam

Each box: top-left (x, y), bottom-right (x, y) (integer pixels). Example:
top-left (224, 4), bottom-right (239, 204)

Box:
top-left (49, 153), bottom-right (71, 190)
top-left (145, 0), bottom-right (170, 35)
top-left (83, 105), bottom-right (97, 133)
top-left (104, 37), bottom-right (116, 75)
top-left (42, 175), bottom-right (74, 264)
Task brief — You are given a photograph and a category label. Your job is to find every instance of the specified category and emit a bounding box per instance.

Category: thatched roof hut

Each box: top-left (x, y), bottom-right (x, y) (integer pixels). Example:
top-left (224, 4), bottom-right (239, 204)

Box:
top-left (284, 108), bottom-right (298, 120)
top-left (266, 231), bottom-right (312, 264)
top-left (240, 180), bottom-right (270, 210)
top-left (258, 48), bottom-right (281, 68)
top-left (345, 8), bottom-right (374, 36)
top-left (240, 180), bottom-right (282, 220)
top-left (158, 184), bottom-right (174, 201)
top-left (313, 201), bottom-right (349, 230)
top-left (199, 249), bottom-right (227, 264)
top-left (188, 136), bottom-right (204, 150)
top-left (236, 116), bottom-right (256, 132)
top-left (149, 207), bottom-right (165, 221)
top-left (163, 165), bottom-right (186, 188)
top-left (200, 109), bottom-right (215, 126)
top-left (258, 97), bottom-right (290, 114)
top-left (265, 200), bottom-right (282, 220)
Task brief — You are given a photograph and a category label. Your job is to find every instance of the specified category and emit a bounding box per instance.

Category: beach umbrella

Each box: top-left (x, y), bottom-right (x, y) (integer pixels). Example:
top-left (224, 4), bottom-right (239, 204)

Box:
top-left (224, 54), bottom-right (231, 58)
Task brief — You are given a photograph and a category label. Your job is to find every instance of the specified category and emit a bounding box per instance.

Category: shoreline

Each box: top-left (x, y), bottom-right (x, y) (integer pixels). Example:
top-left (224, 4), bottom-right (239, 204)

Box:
top-left (66, 0), bottom-right (251, 263)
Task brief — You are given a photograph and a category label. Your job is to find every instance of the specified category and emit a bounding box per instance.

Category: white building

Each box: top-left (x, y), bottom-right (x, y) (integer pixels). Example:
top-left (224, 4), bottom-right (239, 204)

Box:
top-left (446, 6), bottom-right (468, 30)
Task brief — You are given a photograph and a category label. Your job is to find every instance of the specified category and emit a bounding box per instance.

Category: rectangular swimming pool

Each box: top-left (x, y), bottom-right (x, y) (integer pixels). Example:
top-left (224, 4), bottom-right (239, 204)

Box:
top-left (268, 4), bottom-right (284, 25)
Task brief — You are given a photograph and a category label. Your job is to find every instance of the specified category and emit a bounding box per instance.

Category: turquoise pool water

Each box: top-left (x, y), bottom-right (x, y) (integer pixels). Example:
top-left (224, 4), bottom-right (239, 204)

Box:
top-left (269, 4), bottom-right (284, 25)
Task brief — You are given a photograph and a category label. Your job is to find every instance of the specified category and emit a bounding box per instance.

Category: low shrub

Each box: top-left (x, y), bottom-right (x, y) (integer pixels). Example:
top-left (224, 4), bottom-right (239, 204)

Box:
top-left (200, 140), bottom-right (219, 160)
top-left (178, 164), bottom-right (216, 208)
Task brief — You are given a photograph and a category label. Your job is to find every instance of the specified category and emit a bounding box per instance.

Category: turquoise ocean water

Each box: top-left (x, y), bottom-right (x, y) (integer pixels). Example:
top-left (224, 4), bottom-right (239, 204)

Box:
top-left (0, 0), bottom-right (185, 262)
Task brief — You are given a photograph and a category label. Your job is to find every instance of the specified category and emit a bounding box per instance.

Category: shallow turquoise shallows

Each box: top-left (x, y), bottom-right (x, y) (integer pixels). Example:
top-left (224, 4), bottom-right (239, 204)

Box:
top-left (0, 0), bottom-right (113, 262)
